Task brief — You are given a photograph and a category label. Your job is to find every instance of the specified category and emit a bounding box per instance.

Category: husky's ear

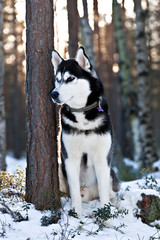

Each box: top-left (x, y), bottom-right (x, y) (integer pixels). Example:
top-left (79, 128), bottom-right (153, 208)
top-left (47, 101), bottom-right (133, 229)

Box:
top-left (51, 50), bottom-right (63, 72)
top-left (75, 46), bottom-right (91, 71)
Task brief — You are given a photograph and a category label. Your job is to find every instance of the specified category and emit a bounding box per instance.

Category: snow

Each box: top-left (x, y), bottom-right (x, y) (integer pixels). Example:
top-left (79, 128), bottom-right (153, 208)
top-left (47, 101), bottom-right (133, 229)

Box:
top-left (6, 155), bottom-right (26, 174)
top-left (0, 156), bottom-right (160, 240)
top-left (123, 158), bottom-right (140, 170)
top-left (153, 160), bottom-right (160, 171)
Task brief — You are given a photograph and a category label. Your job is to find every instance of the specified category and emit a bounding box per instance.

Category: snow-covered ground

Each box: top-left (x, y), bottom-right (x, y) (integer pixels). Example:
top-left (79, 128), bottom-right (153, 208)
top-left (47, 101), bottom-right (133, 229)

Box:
top-left (0, 156), bottom-right (160, 240)
top-left (6, 155), bottom-right (26, 174)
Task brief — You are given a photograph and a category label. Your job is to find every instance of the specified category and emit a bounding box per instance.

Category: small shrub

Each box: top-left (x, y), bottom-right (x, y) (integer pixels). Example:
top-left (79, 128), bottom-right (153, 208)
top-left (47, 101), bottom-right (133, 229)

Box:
top-left (22, 203), bottom-right (31, 220)
top-left (0, 220), bottom-right (13, 238)
top-left (93, 203), bottom-right (115, 222)
top-left (143, 176), bottom-right (160, 192)
top-left (92, 203), bottom-right (128, 231)
top-left (41, 208), bottom-right (61, 226)
top-left (68, 208), bottom-right (78, 219)
top-left (0, 168), bottom-right (29, 224)
top-left (0, 220), bottom-right (7, 238)
top-left (0, 168), bottom-right (26, 199)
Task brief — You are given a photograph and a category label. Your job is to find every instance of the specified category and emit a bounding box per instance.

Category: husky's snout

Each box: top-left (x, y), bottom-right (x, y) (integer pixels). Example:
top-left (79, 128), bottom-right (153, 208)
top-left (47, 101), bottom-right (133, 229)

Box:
top-left (51, 90), bottom-right (60, 103)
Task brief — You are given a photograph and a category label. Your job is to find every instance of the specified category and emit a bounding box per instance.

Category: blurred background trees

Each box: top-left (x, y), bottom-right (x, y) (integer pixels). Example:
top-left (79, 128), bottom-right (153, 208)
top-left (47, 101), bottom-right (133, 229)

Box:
top-left (0, 0), bottom-right (6, 170)
top-left (3, 0), bottom-right (25, 159)
top-left (0, 0), bottom-right (160, 179)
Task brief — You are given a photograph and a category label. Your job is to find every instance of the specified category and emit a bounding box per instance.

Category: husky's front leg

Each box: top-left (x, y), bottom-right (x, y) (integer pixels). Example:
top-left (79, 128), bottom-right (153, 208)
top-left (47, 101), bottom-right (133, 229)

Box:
top-left (95, 161), bottom-right (110, 207)
top-left (93, 134), bottom-right (112, 207)
top-left (65, 158), bottom-right (82, 215)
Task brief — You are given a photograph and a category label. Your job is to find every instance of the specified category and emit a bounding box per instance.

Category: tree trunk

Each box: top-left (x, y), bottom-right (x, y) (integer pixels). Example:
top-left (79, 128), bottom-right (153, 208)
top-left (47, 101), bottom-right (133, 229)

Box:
top-left (25, 0), bottom-right (60, 210)
top-left (67, 0), bottom-right (79, 58)
top-left (133, 0), bottom-right (158, 168)
top-left (93, 0), bottom-right (102, 74)
top-left (80, 0), bottom-right (96, 68)
top-left (113, 0), bottom-right (135, 160)
top-left (137, 194), bottom-right (160, 225)
top-left (12, 0), bottom-right (21, 159)
top-left (0, 0), bottom-right (6, 171)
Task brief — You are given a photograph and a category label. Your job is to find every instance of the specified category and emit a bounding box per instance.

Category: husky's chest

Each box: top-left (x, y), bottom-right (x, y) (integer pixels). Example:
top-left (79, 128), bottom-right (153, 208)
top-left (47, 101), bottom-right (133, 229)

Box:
top-left (62, 111), bottom-right (104, 131)
top-left (61, 123), bottom-right (112, 187)
top-left (61, 110), bottom-right (111, 152)
top-left (60, 109), bottom-right (112, 188)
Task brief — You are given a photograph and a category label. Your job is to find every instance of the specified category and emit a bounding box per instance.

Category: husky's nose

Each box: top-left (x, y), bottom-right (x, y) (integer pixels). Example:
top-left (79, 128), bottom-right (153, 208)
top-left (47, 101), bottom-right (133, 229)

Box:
top-left (51, 91), bottom-right (59, 100)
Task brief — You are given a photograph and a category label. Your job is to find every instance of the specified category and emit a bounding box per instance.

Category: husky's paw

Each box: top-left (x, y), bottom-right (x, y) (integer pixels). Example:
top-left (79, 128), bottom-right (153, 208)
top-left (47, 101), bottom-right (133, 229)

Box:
top-left (72, 202), bottom-right (82, 216)
top-left (104, 219), bottom-right (113, 228)
top-left (110, 190), bottom-right (119, 209)
top-left (80, 187), bottom-right (90, 203)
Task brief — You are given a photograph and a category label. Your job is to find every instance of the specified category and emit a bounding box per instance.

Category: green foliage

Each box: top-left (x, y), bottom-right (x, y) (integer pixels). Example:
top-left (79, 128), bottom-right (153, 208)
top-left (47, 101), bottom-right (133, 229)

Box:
top-left (68, 208), bottom-right (78, 219)
top-left (22, 203), bottom-right (31, 220)
top-left (49, 202), bottom-right (129, 238)
top-left (92, 203), bottom-right (128, 231)
top-left (141, 176), bottom-right (160, 192)
top-left (93, 202), bottom-right (115, 222)
top-left (41, 208), bottom-right (61, 226)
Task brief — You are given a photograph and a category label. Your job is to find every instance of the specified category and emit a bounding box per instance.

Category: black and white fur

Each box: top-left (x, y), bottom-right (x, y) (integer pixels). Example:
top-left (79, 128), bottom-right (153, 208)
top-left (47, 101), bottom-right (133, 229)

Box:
top-left (51, 47), bottom-right (120, 215)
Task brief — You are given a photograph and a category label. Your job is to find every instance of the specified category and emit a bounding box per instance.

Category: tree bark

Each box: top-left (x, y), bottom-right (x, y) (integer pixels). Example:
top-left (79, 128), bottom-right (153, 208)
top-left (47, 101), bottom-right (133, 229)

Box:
top-left (80, 0), bottom-right (96, 68)
top-left (12, 0), bottom-right (21, 159)
top-left (137, 194), bottom-right (160, 225)
top-left (0, 0), bottom-right (6, 171)
top-left (25, 0), bottom-right (60, 210)
top-left (133, 0), bottom-right (158, 168)
top-left (67, 0), bottom-right (79, 58)
top-left (93, 0), bottom-right (102, 74)
top-left (113, 0), bottom-right (135, 160)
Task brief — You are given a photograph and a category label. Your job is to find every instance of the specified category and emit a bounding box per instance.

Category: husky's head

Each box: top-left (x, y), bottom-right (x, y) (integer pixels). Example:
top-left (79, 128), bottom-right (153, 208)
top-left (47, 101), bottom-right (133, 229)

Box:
top-left (51, 47), bottom-right (103, 109)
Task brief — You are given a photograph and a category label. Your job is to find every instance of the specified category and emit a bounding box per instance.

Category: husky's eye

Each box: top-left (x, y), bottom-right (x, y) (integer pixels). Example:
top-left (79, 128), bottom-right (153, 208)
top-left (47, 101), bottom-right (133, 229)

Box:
top-left (66, 76), bottom-right (75, 83)
top-left (56, 78), bottom-right (61, 83)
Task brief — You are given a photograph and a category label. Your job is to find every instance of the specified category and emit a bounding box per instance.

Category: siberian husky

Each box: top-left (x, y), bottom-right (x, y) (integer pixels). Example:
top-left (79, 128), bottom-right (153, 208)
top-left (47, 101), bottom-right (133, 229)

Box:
top-left (51, 47), bottom-right (120, 215)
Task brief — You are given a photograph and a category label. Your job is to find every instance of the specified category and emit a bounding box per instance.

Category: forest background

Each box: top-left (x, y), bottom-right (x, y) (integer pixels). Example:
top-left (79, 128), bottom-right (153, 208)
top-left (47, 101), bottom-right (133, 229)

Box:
top-left (0, 0), bottom-right (160, 181)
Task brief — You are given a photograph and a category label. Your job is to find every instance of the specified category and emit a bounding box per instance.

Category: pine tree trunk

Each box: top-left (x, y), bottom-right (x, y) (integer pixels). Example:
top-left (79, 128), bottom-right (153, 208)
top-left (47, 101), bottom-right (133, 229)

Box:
top-left (93, 0), bottom-right (102, 74)
top-left (133, 0), bottom-right (158, 168)
top-left (113, 0), bottom-right (135, 160)
top-left (12, 0), bottom-right (21, 159)
top-left (67, 0), bottom-right (79, 58)
top-left (80, 0), bottom-right (96, 68)
top-left (25, 0), bottom-right (60, 210)
top-left (0, 0), bottom-right (6, 171)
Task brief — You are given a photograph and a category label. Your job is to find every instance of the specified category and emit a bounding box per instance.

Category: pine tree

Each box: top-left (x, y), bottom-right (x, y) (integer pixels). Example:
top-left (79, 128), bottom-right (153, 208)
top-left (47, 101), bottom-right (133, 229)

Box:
top-left (3, 0), bottom-right (25, 158)
top-left (67, 0), bottom-right (79, 58)
top-left (93, 0), bottom-right (102, 73)
top-left (133, 0), bottom-right (158, 168)
top-left (80, 0), bottom-right (96, 68)
top-left (112, 0), bottom-right (135, 160)
top-left (0, 0), bottom-right (6, 170)
top-left (25, 0), bottom-right (60, 210)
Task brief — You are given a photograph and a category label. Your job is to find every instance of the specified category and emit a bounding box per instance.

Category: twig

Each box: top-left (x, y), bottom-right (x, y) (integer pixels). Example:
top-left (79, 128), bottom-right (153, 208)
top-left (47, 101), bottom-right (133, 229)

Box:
top-left (0, 202), bottom-right (27, 222)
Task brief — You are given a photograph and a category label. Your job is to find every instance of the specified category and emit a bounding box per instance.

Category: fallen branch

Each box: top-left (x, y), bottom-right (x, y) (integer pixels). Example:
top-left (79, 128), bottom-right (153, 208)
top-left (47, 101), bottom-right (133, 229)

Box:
top-left (0, 202), bottom-right (28, 222)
